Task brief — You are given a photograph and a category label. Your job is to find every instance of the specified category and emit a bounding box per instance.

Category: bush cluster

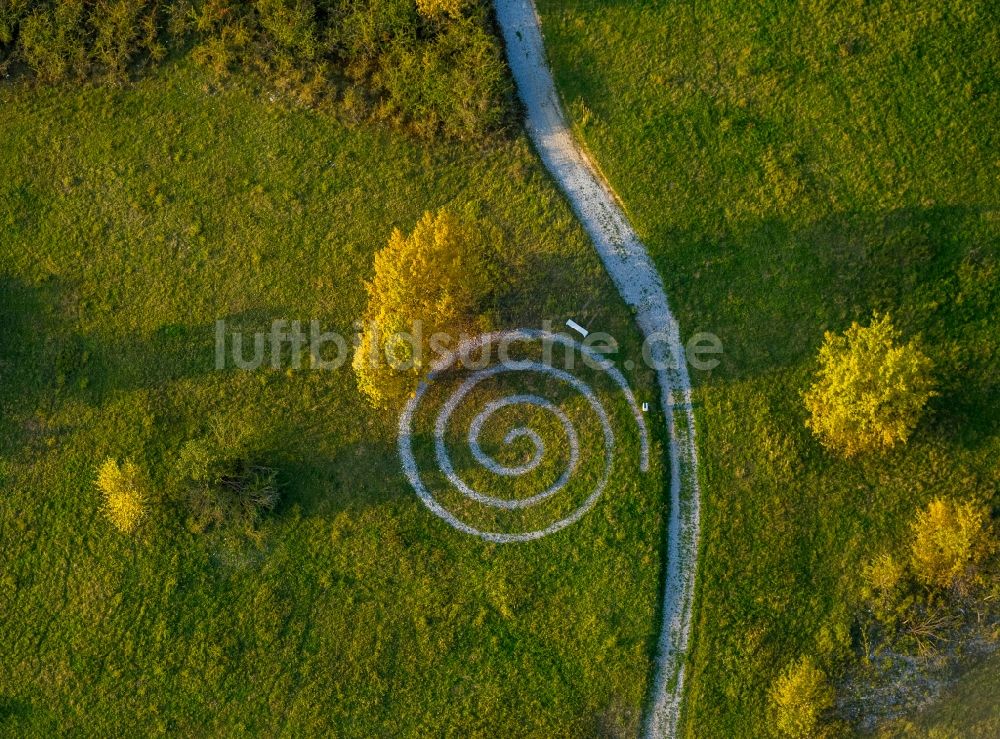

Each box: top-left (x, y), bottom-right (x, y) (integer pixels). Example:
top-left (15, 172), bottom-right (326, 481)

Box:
top-left (94, 434), bottom-right (281, 539)
top-left (0, 0), bottom-right (512, 140)
top-left (861, 497), bottom-right (997, 654)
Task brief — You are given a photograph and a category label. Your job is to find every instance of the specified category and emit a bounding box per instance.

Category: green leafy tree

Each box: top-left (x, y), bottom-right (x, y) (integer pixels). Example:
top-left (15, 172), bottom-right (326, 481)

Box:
top-left (804, 313), bottom-right (935, 456)
top-left (353, 207), bottom-right (507, 409)
top-left (769, 655), bottom-right (835, 738)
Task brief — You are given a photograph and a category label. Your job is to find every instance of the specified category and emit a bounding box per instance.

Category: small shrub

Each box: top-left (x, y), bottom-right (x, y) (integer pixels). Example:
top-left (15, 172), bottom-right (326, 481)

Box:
top-left (89, 0), bottom-right (154, 79)
top-left (353, 207), bottom-right (509, 408)
top-left (255, 0), bottom-right (319, 60)
top-left (0, 0), bottom-right (32, 49)
top-left (95, 457), bottom-right (146, 534)
top-left (861, 551), bottom-right (911, 627)
top-left (769, 655), bottom-right (835, 738)
top-left (416, 0), bottom-right (464, 20)
top-left (176, 437), bottom-right (279, 534)
top-left (864, 551), bottom-right (905, 595)
top-left (910, 497), bottom-right (993, 593)
top-left (804, 313), bottom-right (936, 457)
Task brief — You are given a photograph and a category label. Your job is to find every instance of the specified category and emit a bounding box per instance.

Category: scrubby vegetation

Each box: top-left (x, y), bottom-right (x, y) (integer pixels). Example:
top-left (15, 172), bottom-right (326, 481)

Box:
top-left (860, 497), bottom-right (998, 648)
top-left (804, 314), bottom-right (936, 457)
top-left (839, 497), bottom-right (999, 730)
top-left (0, 0), bottom-right (512, 139)
top-left (175, 431), bottom-right (280, 536)
top-left (353, 207), bottom-right (510, 408)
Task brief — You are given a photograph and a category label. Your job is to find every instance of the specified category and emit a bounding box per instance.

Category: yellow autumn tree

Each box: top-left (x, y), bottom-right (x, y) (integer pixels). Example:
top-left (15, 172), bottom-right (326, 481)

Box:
top-left (769, 655), bottom-right (835, 738)
top-left (804, 314), bottom-right (936, 457)
top-left (910, 497), bottom-right (994, 592)
top-left (96, 458), bottom-right (147, 534)
top-left (353, 207), bottom-right (504, 409)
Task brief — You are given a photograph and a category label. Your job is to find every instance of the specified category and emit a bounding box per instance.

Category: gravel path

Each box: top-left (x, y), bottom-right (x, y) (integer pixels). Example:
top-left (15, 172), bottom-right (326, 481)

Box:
top-left (493, 2), bottom-right (703, 735)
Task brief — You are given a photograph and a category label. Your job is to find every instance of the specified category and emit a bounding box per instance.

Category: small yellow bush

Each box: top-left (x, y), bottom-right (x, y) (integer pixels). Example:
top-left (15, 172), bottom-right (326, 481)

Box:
top-left (769, 655), bottom-right (835, 738)
top-left (804, 313), bottom-right (935, 457)
top-left (863, 552), bottom-right (905, 595)
top-left (96, 458), bottom-right (146, 534)
top-left (910, 497), bottom-right (993, 592)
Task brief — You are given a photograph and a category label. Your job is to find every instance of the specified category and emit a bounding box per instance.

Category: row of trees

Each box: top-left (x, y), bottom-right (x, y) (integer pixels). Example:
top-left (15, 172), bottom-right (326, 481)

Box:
top-left (0, 0), bottom-right (512, 140)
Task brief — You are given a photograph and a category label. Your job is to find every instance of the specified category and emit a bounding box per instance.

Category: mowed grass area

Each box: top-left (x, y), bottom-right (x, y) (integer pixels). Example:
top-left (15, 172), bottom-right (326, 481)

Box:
top-left (536, 0), bottom-right (999, 735)
top-left (0, 61), bottom-right (668, 734)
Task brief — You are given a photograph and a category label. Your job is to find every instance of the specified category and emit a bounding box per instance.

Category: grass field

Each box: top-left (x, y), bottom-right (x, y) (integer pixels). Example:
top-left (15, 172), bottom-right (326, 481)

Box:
top-left (0, 60), bottom-right (669, 734)
top-left (535, 0), bottom-right (999, 735)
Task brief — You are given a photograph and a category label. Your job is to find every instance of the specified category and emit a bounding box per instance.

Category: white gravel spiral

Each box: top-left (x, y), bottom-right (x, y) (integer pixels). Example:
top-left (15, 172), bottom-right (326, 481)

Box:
top-left (399, 329), bottom-right (649, 543)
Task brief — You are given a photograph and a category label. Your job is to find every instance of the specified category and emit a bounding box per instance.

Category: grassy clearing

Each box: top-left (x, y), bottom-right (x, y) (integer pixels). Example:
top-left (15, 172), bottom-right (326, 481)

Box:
top-left (0, 59), bottom-right (667, 734)
top-left (535, 0), bottom-right (999, 734)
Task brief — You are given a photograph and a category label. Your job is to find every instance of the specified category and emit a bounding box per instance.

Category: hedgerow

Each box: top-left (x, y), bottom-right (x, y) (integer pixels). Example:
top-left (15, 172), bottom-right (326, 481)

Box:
top-left (0, 0), bottom-right (513, 140)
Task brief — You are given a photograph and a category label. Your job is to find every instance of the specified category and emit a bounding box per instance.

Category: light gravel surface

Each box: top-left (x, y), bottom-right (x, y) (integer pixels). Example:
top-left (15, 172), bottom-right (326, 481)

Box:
top-left (493, 3), bottom-right (703, 735)
top-left (399, 329), bottom-right (650, 543)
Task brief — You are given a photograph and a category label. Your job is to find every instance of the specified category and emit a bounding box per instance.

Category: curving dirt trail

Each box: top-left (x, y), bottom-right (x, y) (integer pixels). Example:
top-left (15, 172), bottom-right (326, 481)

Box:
top-left (493, 2), bottom-right (703, 736)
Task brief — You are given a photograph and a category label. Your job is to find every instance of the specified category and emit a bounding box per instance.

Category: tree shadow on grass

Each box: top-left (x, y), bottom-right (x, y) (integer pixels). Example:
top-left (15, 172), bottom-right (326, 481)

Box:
top-left (654, 204), bottom-right (998, 447)
top-left (275, 439), bottom-right (412, 517)
top-left (0, 696), bottom-right (33, 730)
top-left (0, 276), bottom-right (82, 456)
top-left (0, 275), bottom-right (295, 397)
top-left (87, 307), bottom-right (309, 396)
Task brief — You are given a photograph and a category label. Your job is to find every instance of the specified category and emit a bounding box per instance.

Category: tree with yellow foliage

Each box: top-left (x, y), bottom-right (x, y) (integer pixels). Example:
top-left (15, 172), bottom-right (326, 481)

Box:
top-left (95, 458), bottom-right (147, 534)
top-left (911, 497), bottom-right (994, 593)
top-left (804, 314), bottom-right (936, 457)
top-left (353, 207), bottom-right (506, 409)
top-left (769, 655), bottom-right (835, 738)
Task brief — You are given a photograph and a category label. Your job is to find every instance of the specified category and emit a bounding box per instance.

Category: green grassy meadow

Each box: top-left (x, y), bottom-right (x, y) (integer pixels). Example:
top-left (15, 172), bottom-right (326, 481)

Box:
top-left (535, 0), bottom-right (999, 735)
top-left (0, 60), bottom-right (668, 734)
